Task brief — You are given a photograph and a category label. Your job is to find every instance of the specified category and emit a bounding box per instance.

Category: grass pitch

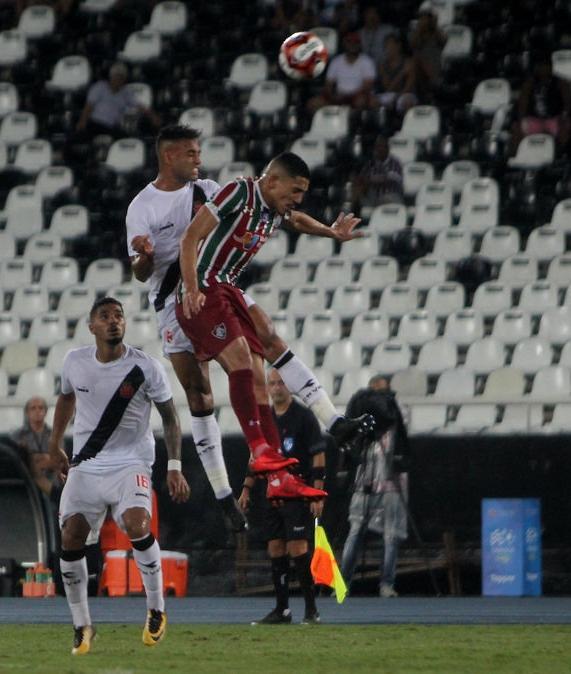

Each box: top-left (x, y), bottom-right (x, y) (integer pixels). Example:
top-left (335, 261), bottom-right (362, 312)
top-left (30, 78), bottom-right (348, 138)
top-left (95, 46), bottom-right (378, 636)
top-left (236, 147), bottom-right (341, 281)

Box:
top-left (0, 624), bottom-right (570, 674)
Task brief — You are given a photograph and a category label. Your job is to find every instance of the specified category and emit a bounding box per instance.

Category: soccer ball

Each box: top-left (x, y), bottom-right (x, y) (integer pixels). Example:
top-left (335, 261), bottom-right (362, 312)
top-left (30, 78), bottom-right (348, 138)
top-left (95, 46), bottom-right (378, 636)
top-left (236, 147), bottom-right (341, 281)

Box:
top-left (278, 31), bottom-right (328, 80)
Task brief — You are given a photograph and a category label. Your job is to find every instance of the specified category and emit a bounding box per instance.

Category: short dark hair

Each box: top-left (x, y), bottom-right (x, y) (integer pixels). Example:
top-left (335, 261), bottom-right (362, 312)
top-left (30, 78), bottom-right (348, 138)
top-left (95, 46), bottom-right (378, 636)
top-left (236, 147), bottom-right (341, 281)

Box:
top-left (89, 297), bottom-right (124, 320)
top-left (156, 124), bottom-right (201, 154)
top-left (271, 152), bottom-right (310, 180)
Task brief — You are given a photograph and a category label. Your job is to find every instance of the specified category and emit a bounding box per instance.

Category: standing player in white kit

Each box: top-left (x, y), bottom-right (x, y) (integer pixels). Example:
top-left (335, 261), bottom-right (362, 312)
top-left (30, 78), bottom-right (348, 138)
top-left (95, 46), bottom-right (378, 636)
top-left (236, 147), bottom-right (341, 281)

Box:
top-left (49, 297), bottom-right (190, 655)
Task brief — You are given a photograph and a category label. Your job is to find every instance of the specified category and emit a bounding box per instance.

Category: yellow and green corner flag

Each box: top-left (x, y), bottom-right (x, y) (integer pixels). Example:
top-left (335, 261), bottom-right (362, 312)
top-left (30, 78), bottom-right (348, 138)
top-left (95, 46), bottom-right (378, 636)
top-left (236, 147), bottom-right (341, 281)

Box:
top-left (311, 520), bottom-right (347, 603)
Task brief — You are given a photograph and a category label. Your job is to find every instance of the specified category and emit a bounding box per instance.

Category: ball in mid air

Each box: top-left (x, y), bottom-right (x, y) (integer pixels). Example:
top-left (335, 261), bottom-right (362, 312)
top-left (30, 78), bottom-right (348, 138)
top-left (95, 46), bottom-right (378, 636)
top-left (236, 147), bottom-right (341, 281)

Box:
top-left (279, 31), bottom-right (328, 80)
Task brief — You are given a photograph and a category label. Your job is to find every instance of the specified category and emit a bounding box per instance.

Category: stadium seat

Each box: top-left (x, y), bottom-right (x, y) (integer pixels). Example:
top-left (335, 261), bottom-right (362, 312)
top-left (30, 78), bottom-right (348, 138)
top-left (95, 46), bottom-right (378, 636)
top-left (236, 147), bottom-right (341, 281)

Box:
top-left (424, 282), bottom-right (465, 317)
top-left (432, 229), bottom-right (472, 262)
top-left (547, 255), bottom-right (571, 288)
top-left (491, 310), bottom-right (532, 346)
top-left (300, 311), bottom-right (341, 347)
top-left (403, 162), bottom-right (434, 198)
top-left (123, 311), bottom-right (159, 346)
top-left (337, 230), bottom-right (378, 262)
top-left (0, 82), bottom-right (19, 118)
top-left (308, 105), bottom-right (350, 142)
top-left (464, 337), bottom-right (505, 374)
top-left (472, 282), bottom-right (512, 318)
top-left (411, 203), bottom-right (451, 236)
top-left (46, 55), bottom-right (91, 93)
top-left (441, 160), bottom-right (480, 194)
top-left (125, 82), bottom-right (153, 109)
top-left (84, 258), bottom-right (124, 291)
top-left (487, 404), bottom-right (536, 435)
top-left (457, 204), bottom-right (497, 234)
top-left (370, 341), bottom-right (411, 375)
top-left (480, 227), bottom-right (520, 263)
top-left (498, 255), bottom-right (538, 291)
top-left (456, 178), bottom-right (499, 216)
top-left (200, 136), bottom-right (235, 173)
top-left (538, 307), bottom-right (571, 346)
top-left (252, 230), bottom-right (288, 266)
top-left (524, 226), bottom-right (565, 262)
top-left (290, 137), bottom-right (326, 170)
top-left (0, 232), bottom-right (15, 261)
top-left (17, 4), bottom-right (55, 38)
top-left (349, 311), bottom-right (390, 348)
top-left (0, 259), bottom-right (33, 291)
top-left (510, 337), bottom-right (552, 374)
top-left (443, 309), bottom-right (484, 346)
top-left (0, 111), bottom-right (37, 145)
top-left (267, 311), bottom-right (297, 343)
top-left (368, 204), bottom-right (408, 237)
top-left (269, 259), bottom-right (308, 290)
top-left (217, 161), bottom-right (255, 185)
top-left (379, 283), bottom-right (418, 319)
top-left (1, 341), bottom-right (39, 376)
top-left (400, 105), bottom-right (440, 141)
top-left (14, 368), bottom-right (56, 403)
top-left (314, 258), bottom-right (353, 290)
top-left (245, 283), bottom-right (281, 313)
top-left (433, 367), bottom-right (475, 400)
top-left (49, 205), bottom-right (89, 241)
top-left (552, 50), bottom-right (571, 81)
top-left (286, 285), bottom-right (327, 317)
top-left (330, 284), bottom-right (369, 319)
top-left (444, 403), bottom-right (496, 434)
top-left (508, 134), bottom-right (555, 169)
top-left (217, 406), bottom-right (242, 435)
top-left (408, 404), bottom-right (448, 434)
top-left (469, 78), bottom-right (511, 115)
top-left (10, 285), bottom-right (49, 321)
top-left (529, 365), bottom-right (570, 400)
top-left (247, 81), bottom-right (287, 115)
top-left (227, 53), bottom-right (268, 91)
top-left (547, 199), bottom-right (571, 232)
top-left (105, 284), bottom-right (143, 315)
top-left (390, 367), bottom-right (427, 397)
top-left (0, 313), bottom-right (19, 348)
top-left (388, 135), bottom-right (417, 164)
top-left (543, 403), bottom-right (571, 433)
top-left (518, 281), bottom-right (558, 315)
top-left (13, 138), bottom-right (52, 175)
top-left (45, 339), bottom-right (77, 374)
top-left (23, 232), bottom-right (63, 264)
top-left (179, 107), bottom-right (215, 138)
top-left (72, 313), bottom-right (94, 345)
top-left (39, 256), bottom-right (79, 293)
top-left (57, 285), bottom-right (97, 321)
top-left (358, 256), bottom-right (398, 289)
top-left (335, 368), bottom-right (373, 406)
top-left (442, 24), bottom-right (473, 61)
top-left (287, 340), bottom-right (317, 369)
top-left (557, 341), bottom-right (571, 369)
top-left (0, 30), bottom-right (27, 67)
top-left (146, 1), bottom-right (187, 35)
top-left (416, 338), bottom-right (457, 375)
top-left (35, 166), bottom-right (73, 200)
top-left (310, 26), bottom-right (338, 56)
top-left (119, 30), bottom-right (162, 63)
top-left (208, 362), bottom-right (231, 407)
top-left (291, 234), bottom-right (335, 263)
top-left (28, 312), bottom-right (68, 350)
top-left (322, 339), bottom-right (363, 374)
top-left (0, 405), bottom-right (22, 431)
top-left (397, 310), bottom-right (437, 346)
top-left (105, 138), bottom-right (145, 173)
top-left (415, 181), bottom-right (453, 210)
top-left (406, 256), bottom-right (447, 289)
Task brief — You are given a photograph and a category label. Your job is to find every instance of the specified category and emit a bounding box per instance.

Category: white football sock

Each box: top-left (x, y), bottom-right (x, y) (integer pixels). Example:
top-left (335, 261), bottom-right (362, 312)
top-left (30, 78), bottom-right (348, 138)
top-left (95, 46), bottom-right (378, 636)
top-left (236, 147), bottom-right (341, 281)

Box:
top-left (190, 413), bottom-right (232, 499)
top-left (132, 537), bottom-right (165, 612)
top-left (272, 350), bottom-right (341, 429)
top-left (60, 556), bottom-right (91, 628)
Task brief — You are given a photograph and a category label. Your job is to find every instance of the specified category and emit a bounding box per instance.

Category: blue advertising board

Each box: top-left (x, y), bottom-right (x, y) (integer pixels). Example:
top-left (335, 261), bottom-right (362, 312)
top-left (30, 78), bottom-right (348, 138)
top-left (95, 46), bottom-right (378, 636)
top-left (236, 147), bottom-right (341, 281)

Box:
top-left (482, 498), bottom-right (542, 596)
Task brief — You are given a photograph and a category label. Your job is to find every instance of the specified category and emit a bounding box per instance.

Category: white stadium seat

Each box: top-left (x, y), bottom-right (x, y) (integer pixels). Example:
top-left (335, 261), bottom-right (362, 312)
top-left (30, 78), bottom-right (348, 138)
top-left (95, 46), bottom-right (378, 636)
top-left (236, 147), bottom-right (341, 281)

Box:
top-left (146, 1), bottom-right (187, 35)
top-left (481, 367), bottom-right (525, 400)
top-left (13, 139), bottom-right (52, 175)
top-left (510, 337), bottom-right (552, 374)
top-left (480, 227), bottom-right (520, 263)
top-left (10, 285), bottom-right (49, 321)
top-left (0, 81), bottom-right (19, 118)
top-left (443, 309), bottom-right (484, 346)
top-left (397, 310), bottom-right (438, 346)
top-left (1, 341), bottom-right (39, 376)
top-left (247, 80), bottom-right (287, 115)
top-left (35, 166), bottom-right (74, 199)
top-left (400, 105), bottom-right (440, 141)
top-left (424, 283), bottom-right (465, 317)
top-left (416, 338), bottom-right (457, 375)
top-left (0, 111), bottom-right (37, 145)
top-left (83, 258), bottom-right (124, 291)
top-left (329, 284), bottom-right (369, 319)
top-left (14, 368), bottom-right (56, 403)
top-left (46, 55), bottom-right (91, 92)
top-left (433, 367), bottom-right (475, 400)
top-left (529, 366), bottom-right (570, 400)
top-left (491, 310), bottom-right (532, 346)
top-left (300, 311), bottom-right (341, 347)
top-left (105, 138), bottom-right (145, 173)
top-left (322, 339), bottom-right (363, 375)
top-left (379, 283), bottom-right (418, 319)
top-left (308, 105), bottom-right (350, 142)
top-left (40, 257), bottom-right (79, 293)
top-left (28, 312), bottom-right (68, 350)
top-left (49, 205), bottom-right (89, 241)
top-left (200, 136), bottom-right (235, 173)
top-left (217, 161), bottom-right (255, 186)
top-left (314, 258), bottom-right (354, 290)
top-left (269, 259), bottom-right (308, 290)
top-left (464, 337), bottom-right (505, 374)
top-left (406, 256), bottom-right (447, 289)
top-left (370, 341), bottom-right (411, 375)
top-left (291, 234), bottom-right (335, 263)
top-left (368, 203), bottom-right (408, 237)
top-left (179, 107), bottom-right (215, 137)
top-left (350, 311), bottom-right (390, 348)
top-left (57, 285), bottom-right (97, 321)
top-left (119, 30), bottom-right (162, 63)
top-left (358, 256), bottom-right (398, 289)
top-left (508, 134), bottom-right (555, 169)
top-left (432, 229), bottom-right (472, 262)
top-left (498, 255), bottom-right (538, 290)
top-left (227, 53), bottom-right (268, 90)
top-left (524, 227), bottom-right (565, 262)
top-left (287, 285), bottom-right (327, 317)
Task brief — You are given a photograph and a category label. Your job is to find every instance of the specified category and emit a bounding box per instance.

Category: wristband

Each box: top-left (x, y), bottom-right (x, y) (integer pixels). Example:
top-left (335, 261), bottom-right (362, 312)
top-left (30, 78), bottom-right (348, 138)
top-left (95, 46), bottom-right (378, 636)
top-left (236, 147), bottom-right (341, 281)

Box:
top-left (167, 459), bottom-right (182, 471)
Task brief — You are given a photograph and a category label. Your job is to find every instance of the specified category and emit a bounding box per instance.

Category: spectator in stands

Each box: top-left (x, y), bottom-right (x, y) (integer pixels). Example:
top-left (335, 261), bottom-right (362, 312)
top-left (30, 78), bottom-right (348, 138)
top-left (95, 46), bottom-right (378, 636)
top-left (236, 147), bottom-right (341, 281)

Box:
top-left (340, 383), bottom-right (409, 598)
top-left (308, 31), bottom-right (377, 114)
top-left (359, 6), bottom-right (397, 67)
top-left (12, 396), bottom-right (60, 498)
top-left (75, 62), bottom-right (160, 139)
top-left (409, 5), bottom-right (447, 102)
top-left (321, 0), bottom-right (359, 33)
top-left (351, 134), bottom-right (404, 211)
top-left (270, 0), bottom-right (317, 37)
top-left (377, 34), bottom-right (418, 114)
top-left (511, 53), bottom-right (571, 154)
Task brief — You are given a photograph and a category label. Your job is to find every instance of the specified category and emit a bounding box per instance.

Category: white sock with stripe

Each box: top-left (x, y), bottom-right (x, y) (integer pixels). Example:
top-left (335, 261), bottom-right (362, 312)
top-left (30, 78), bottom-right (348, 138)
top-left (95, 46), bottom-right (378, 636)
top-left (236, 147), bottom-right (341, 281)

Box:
top-left (190, 413), bottom-right (232, 499)
top-left (60, 555), bottom-right (91, 628)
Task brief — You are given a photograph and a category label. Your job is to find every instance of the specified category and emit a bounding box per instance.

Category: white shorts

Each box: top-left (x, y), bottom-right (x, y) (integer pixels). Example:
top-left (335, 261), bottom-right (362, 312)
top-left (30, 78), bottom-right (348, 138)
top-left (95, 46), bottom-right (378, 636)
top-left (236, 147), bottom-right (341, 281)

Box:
top-left (157, 294), bottom-right (256, 357)
top-left (59, 464), bottom-right (153, 538)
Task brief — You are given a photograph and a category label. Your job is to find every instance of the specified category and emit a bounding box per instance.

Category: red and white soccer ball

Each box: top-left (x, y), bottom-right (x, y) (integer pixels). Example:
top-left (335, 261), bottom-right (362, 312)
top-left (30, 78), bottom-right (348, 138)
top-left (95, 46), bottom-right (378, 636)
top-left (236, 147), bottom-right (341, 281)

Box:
top-left (279, 31), bottom-right (329, 80)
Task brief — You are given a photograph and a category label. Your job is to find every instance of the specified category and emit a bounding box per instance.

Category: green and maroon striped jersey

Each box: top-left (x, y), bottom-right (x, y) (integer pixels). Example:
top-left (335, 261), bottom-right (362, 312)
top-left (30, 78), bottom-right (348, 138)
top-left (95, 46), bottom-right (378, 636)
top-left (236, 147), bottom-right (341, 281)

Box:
top-left (199, 177), bottom-right (281, 288)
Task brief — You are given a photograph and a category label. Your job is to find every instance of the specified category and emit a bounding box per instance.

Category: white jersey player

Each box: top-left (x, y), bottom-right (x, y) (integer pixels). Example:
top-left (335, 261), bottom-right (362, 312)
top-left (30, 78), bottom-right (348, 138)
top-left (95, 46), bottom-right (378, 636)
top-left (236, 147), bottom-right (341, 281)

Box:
top-left (49, 297), bottom-right (189, 655)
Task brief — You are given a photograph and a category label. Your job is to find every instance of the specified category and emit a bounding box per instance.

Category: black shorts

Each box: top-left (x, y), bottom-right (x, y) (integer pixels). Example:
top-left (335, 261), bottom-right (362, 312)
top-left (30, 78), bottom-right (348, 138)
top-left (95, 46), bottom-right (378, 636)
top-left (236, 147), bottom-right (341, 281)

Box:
top-left (263, 499), bottom-right (314, 542)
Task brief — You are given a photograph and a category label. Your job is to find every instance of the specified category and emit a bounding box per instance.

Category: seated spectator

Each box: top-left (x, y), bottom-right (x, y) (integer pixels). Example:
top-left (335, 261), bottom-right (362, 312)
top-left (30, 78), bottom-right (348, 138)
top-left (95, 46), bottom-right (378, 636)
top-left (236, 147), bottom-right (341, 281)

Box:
top-left (511, 54), bottom-right (571, 154)
top-left (351, 134), bottom-right (404, 211)
top-left (409, 5), bottom-right (446, 102)
top-left (308, 31), bottom-right (377, 114)
top-left (75, 62), bottom-right (160, 139)
top-left (12, 396), bottom-right (60, 499)
top-left (377, 34), bottom-right (417, 114)
top-left (359, 6), bottom-right (397, 67)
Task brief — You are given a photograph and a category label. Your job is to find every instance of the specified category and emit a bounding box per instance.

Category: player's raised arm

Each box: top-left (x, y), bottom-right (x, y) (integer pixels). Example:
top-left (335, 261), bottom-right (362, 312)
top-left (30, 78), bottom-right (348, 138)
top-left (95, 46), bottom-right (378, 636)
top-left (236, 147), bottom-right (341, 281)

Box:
top-left (179, 205), bottom-right (218, 317)
top-left (154, 398), bottom-right (190, 503)
top-left (287, 210), bottom-right (363, 242)
top-left (48, 391), bottom-right (75, 479)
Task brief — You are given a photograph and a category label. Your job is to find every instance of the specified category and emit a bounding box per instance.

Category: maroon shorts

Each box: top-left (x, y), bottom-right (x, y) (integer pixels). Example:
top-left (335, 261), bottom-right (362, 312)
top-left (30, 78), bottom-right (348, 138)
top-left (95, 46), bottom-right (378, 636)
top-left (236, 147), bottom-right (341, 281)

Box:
top-left (175, 283), bottom-right (264, 362)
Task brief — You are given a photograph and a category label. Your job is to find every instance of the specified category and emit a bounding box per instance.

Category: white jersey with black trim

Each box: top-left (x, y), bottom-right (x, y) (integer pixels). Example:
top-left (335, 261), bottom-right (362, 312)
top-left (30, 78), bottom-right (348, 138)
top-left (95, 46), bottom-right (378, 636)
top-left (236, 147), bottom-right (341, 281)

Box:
top-left (126, 179), bottom-right (219, 309)
top-left (61, 344), bottom-right (172, 473)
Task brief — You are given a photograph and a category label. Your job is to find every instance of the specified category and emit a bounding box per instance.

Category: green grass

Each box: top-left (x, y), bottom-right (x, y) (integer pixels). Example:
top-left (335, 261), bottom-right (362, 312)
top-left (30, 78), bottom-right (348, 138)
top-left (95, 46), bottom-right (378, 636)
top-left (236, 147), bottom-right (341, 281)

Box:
top-left (0, 625), bottom-right (570, 674)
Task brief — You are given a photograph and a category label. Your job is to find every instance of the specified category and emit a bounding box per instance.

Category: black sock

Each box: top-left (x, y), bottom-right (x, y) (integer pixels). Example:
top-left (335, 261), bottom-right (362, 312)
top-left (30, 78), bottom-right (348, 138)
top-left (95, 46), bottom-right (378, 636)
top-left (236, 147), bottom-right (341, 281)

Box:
top-left (271, 555), bottom-right (290, 612)
top-left (293, 552), bottom-right (316, 615)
